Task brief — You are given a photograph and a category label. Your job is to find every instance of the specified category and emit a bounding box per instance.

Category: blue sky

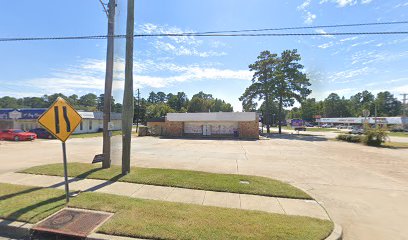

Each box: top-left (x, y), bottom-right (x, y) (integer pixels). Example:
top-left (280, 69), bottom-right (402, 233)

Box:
top-left (0, 0), bottom-right (407, 111)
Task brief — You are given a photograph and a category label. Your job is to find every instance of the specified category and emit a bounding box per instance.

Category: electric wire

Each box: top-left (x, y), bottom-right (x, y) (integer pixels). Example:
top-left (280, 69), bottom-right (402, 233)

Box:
top-left (0, 20), bottom-right (408, 42)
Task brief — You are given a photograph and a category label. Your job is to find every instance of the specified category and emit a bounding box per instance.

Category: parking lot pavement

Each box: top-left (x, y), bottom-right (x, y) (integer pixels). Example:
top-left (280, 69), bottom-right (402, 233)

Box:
top-left (1, 135), bottom-right (408, 239)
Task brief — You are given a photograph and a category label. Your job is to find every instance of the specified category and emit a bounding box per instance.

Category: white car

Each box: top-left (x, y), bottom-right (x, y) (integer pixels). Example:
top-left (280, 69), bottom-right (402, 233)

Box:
top-left (349, 127), bottom-right (364, 135)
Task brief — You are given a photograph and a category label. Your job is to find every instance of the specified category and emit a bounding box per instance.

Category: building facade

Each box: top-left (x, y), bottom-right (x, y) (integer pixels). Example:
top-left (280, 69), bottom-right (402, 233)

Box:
top-left (147, 112), bottom-right (259, 139)
top-left (317, 117), bottom-right (407, 126)
top-left (0, 109), bottom-right (122, 134)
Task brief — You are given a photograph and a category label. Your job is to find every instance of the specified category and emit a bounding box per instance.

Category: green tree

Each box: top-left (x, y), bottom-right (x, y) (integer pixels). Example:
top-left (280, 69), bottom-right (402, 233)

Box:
top-left (134, 98), bottom-right (148, 124)
top-left (79, 93), bottom-right (98, 109)
top-left (97, 94), bottom-right (116, 112)
top-left (68, 94), bottom-right (79, 106)
top-left (156, 92), bottom-right (167, 103)
top-left (147, 92), bottom-right (158, 103)
top-left (258, 99), bottom-right (279, 126)
top-left (47, 93), bottom-right (67, 104)
top-left (375, 91), bottom-right (401, 116)
top-left (210, 99), bottom-right (233, 112)
top-left (240, 49), bottom-right (311, 134)
top-left (323, 93), bottom-right (351, 117)
top-left (300, 98), bottom-right (318, 121)
top-left (187, 97), bottom-right (210, 112)
top-left (167, 92), bottom-right (188, 112)
top-left (349, 91), bottom-right (375, 116)
top-left (239, 51), bottom-right (277, 132)
top-left (146, 103), bottom-right (175, 119)
top-left (0, 96), bottom-right (19, 108)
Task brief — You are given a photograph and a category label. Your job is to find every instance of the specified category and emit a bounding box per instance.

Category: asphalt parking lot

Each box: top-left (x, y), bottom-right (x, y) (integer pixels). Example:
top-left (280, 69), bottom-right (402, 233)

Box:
top-left (1, 135), bottom-right (407, 240)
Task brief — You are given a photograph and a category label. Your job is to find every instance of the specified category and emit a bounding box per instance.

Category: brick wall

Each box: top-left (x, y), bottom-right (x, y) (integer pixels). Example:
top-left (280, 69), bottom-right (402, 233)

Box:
top-left (163, 121), bottom-right (184, 137)
top-left (238, 120), bottom-right (259, 139)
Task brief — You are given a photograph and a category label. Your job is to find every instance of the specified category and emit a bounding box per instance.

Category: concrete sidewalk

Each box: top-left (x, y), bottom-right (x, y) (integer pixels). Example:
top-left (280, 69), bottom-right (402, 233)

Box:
top-left (0, 172), bottom-right (330, 220)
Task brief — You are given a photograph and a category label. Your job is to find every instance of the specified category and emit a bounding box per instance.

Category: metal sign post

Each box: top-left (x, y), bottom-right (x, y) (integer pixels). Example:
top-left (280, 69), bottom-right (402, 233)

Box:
top-left (61, 142), bottom-right (70, 203)
top-left (38, 97), bottom-right (82, 203)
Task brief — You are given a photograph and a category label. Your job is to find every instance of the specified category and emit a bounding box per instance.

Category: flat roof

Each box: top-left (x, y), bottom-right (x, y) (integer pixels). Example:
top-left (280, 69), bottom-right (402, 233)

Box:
top-left (166, 112), bottom-right (257, 122)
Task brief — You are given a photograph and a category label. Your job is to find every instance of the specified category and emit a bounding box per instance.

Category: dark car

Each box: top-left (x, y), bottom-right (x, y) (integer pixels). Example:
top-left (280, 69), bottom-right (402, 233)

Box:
top-left (29, 128), bottom-right (55, 139)
top-left (0, 129), bottom-right (37, 141)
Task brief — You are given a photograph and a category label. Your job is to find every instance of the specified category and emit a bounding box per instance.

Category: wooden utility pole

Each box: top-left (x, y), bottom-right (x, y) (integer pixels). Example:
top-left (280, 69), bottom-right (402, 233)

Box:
top-left (102, 0), bottom-right (116, 169)
top-left (136, 88), bottom-right (140, 132)
top-left (122, 0), bottom-right (134, 174)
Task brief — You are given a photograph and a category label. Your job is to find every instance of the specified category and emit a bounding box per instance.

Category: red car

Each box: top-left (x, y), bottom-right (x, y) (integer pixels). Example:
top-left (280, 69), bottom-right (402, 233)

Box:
top-left (0, 129), bottom-right (37, 141)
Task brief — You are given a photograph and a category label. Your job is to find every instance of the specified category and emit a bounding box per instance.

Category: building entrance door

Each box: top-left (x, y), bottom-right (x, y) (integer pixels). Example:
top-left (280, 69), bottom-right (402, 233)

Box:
top-left (203, 125), bottom-right (211, 136)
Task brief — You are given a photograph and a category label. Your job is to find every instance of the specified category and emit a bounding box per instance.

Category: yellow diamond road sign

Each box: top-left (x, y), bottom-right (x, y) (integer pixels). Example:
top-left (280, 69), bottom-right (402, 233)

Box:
top-left (38, 97), bottom-right (82, 142)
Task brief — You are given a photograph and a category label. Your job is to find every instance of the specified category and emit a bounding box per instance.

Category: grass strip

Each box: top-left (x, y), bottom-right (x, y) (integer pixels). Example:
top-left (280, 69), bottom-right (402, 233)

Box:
top-left (21, 163), bottom-right (311, 199)
top-left (69, 130), bottom-right (122, 139)
top-left (0, 183), bottom-right (332, 240)
top-left (388, 132), bottom-right (408, 138)
top-left (0, 183), bottom-right (65, 223)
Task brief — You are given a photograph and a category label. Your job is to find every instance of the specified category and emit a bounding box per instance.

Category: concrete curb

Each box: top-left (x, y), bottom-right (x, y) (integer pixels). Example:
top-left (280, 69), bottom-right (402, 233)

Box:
top-left (0, 219), bottom-right (33, 239)
top-left (325, 223), bottom-right (343, 240)
top-left (87, 233), bottom-right (147, 240)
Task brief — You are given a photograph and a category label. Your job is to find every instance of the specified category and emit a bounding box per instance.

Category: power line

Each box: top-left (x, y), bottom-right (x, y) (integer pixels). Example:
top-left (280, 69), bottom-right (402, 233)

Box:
top-left (188, 20), bottom-right (408, 35)
top-left (1, 31), bottom-right (408, 42)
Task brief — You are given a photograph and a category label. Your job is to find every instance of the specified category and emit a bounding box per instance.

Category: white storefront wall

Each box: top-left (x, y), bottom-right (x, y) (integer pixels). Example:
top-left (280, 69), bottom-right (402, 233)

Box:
top-left (74, 119), bottom-right (121, 134)
top-left (184, 122), bottom-right (238, 135)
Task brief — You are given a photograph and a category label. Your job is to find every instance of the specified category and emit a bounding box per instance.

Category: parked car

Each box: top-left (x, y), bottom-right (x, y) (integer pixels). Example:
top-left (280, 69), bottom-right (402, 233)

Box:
top-left (349, 126), bottom-right (364, 135)
top-left (321, 124), bottom-right (334, 128)
top-left (29, 128), bottom-right (55, 139)
top-left (0, 129), bottom-right (37, 141)
top-left (305, 122), bottom-right (314, 127)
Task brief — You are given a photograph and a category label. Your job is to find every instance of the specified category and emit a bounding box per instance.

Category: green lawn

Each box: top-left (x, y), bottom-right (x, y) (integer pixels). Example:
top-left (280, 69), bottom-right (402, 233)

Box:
top-left (69, 130), bottom-right (122, 139)
top-left (0, 183), bottom-right (65, 223)
top-left (382, 142), bottom-right (408, 149)
top-left (388, 132), bottom-right (408, 138)
top-left (305, 127), bottom-right (339, 132)
top-left (0, 183), bottom-right (333, 240)
top-left (21, 163), bottom-right (311, 199)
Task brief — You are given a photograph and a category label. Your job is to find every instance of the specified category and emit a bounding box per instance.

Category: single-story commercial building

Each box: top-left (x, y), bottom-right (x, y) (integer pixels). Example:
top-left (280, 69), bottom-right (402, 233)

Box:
top-left (147, 112), bottom-right (259, 139)
top-left (0, 108), bottom-right (122, 134)
top-left (317, 117), bottom-right (407, 126)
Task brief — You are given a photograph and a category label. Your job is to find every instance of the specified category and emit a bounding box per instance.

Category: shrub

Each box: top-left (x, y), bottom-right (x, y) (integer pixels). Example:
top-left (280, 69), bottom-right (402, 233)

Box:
top-left (336, 134), bottom-right (362, 143)
top-left (362, 125), bottom-right (389, 146)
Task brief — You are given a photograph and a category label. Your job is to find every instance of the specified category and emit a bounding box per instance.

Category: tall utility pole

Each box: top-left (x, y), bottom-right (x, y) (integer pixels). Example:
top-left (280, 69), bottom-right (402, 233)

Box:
top-left (102, 0), bottom-right (116, 169)
top-left (122, 0), bottom-right (135, 174)
top-left (136, 88), bottom-right (140, 132)
top-left (401, 94), bottom-right (408, 129)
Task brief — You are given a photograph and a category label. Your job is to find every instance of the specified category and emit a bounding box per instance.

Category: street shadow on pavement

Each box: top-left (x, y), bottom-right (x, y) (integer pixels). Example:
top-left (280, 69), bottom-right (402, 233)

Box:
top-left (262, 133), bottom-right (328, 142)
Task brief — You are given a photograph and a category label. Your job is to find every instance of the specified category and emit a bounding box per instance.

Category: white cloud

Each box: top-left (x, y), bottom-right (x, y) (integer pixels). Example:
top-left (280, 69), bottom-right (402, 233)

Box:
top-left (351, 50), bottom-right (408, 65)
top-left (320, 0), bottom-right (373, 7)
top-left (327, 67), bottom-right (371, 83)
top-left (137, 23), bottom-right (225, 58)
top-left (339, 36), bottom-right (359, 42)
top-left (394, 2), bottom-right (408, 8)
top-left (304, 11), bottom-right (317, 24)
top-left (297, 1), bottom-right (316, 24)
top-left (315, 29), bottom-right (335, 38)
top-left (13, 58), bottom-right (252, 96)
top-left (318, 42), bottom-right (334, 48)
top-left (298, 0), bottom-right (312, 10)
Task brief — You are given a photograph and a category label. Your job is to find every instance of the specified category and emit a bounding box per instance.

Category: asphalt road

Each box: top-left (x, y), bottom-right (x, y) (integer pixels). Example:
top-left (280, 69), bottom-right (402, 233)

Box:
top-left (1, 135), bottom-right (407, 239)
